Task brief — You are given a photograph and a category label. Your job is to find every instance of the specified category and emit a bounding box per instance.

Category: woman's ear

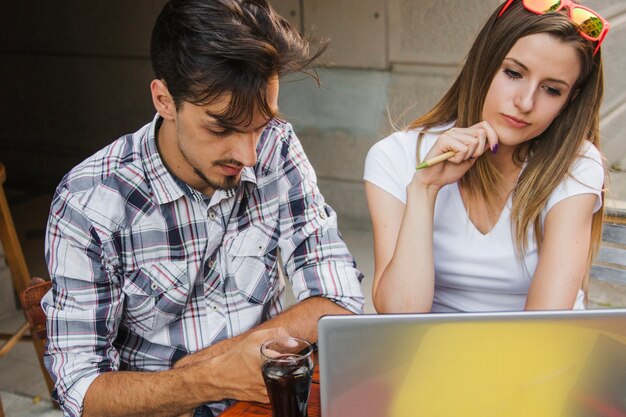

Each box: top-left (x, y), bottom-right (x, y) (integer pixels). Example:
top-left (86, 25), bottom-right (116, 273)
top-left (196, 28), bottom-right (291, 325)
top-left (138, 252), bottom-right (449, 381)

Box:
top-left (151, 79), bottom-right (176, 120)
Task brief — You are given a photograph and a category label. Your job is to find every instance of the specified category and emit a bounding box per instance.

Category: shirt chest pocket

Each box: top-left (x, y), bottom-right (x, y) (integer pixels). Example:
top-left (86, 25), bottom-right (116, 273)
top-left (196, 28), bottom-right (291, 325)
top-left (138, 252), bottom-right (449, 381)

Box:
top-left (122, 261), bottom-right (190, 334)
top-left (226, 224), bottom-right (281, 305)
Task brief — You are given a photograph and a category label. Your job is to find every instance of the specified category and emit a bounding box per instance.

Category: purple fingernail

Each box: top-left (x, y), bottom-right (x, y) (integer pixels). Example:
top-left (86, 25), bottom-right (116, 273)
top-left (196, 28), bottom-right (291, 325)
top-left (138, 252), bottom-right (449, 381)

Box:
top-left (491, 144), bottom-right (499, 154)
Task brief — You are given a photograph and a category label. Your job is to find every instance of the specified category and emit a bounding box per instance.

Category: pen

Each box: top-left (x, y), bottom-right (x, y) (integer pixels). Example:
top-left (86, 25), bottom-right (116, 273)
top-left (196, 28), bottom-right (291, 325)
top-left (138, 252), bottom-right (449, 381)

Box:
top-left (415, 151), bottom-right (457, 170)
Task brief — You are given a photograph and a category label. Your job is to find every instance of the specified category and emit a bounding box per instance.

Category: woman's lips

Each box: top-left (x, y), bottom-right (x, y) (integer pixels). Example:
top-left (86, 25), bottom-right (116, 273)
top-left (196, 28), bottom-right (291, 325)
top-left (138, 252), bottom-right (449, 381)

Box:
top-left (502, 114), bottom-right (530, 128)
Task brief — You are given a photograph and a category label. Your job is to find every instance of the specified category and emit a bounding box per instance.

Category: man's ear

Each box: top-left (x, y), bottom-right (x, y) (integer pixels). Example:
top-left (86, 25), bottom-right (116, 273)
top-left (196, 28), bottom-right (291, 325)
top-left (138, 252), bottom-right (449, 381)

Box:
top-left (151, 79), bottom-right (176, 120)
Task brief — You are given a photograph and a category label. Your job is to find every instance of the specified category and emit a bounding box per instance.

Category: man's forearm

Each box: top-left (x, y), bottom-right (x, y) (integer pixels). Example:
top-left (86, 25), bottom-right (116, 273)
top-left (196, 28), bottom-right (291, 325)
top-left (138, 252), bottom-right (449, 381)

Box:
top-left (175, 296), bottom-right (351, 369)
top-left (83, 356), bottom-right (221, 417)
top-left (256, 296), bottom-right (352, 342)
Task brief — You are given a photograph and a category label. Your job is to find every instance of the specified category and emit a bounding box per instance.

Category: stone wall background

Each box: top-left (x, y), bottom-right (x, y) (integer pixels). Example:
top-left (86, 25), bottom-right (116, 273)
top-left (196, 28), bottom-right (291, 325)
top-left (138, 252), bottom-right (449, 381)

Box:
top-left (1, 0), bottom-right (625, 229)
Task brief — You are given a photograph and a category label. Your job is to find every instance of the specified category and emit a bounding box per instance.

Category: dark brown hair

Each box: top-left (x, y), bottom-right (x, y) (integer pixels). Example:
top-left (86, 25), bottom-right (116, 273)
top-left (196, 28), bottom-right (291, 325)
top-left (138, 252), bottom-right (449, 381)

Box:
top-left (150, 0), bottom-right (325, 126)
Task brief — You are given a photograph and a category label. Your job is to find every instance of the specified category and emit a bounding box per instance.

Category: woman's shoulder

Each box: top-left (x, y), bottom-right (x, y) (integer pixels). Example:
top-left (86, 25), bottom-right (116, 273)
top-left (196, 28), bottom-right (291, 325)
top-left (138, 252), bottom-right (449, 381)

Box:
top-left (367, 122), bottom-right (454, 158)
top-left (570, 140), bottom-right (604, 180)
top-left (544, 140), bottom-right (605, 215)
top-left (364, 129), bottom-right (422, 203)
top-left (365, 130), bottom-right (419, 178)
top-left (368, 129), bottom-right (418, 156)
top-left (578, 140), bottom-right (603, 164)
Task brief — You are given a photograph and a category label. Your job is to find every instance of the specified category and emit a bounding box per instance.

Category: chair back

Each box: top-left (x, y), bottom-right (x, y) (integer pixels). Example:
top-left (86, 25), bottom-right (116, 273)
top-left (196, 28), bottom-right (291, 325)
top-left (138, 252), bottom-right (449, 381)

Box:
top-left (20, 279), bottom-right (52, 340)
top-left (0, 163), bottom-right (31, 295)
top-left (0, 163), bottom-right (56, 408)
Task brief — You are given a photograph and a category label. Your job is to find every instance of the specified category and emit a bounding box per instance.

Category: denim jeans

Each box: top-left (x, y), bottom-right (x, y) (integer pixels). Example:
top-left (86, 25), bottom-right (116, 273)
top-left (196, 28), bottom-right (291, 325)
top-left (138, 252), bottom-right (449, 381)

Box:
top-left (193, 405), bottom-right (215, 417)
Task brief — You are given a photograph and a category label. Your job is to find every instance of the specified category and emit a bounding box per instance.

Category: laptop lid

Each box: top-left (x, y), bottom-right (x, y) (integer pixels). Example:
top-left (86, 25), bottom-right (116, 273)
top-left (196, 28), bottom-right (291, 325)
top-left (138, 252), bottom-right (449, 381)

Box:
top-left (318, 310), bottom-right (626, 417)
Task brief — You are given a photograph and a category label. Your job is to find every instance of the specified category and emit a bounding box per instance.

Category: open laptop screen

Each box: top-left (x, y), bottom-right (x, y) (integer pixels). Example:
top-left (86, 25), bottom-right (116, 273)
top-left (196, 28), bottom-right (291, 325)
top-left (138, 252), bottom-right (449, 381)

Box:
top-left (318, 310), bottom-right (626, 417)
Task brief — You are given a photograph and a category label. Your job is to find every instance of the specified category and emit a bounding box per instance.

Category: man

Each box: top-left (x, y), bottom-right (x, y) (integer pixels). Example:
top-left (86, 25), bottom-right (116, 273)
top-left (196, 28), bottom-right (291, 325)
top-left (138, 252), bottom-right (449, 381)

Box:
top-left (42, 1), bottom-right (364, 416)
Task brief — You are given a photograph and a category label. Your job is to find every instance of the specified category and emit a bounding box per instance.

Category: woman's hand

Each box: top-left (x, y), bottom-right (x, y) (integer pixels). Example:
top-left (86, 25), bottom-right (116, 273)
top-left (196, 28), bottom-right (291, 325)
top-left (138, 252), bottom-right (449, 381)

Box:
top-left (411, 121), bottom-right (499, 191)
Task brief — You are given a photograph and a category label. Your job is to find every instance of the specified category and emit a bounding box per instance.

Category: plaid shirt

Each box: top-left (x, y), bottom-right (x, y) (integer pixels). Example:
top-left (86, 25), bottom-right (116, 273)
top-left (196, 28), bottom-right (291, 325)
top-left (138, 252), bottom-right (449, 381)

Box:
top-left (43, 115), bottom-right (364, 417)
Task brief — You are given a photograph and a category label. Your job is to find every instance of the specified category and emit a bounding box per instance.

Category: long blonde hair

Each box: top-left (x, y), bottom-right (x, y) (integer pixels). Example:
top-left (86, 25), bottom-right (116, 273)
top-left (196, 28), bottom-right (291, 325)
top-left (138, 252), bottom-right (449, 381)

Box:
top-left (409, 1), bottom-right (606, 292)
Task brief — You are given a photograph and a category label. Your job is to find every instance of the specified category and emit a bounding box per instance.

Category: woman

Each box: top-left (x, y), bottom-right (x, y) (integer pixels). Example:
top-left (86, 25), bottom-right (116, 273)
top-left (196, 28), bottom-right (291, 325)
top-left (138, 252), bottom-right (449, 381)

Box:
top-left (364, 0), bottom-right (609, 313)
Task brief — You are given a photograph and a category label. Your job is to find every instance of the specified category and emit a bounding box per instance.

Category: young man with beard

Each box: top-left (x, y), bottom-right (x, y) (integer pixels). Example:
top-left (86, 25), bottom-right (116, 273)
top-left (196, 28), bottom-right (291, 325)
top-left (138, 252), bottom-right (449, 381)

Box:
top-left (43, 1), bottom-right (364, 416)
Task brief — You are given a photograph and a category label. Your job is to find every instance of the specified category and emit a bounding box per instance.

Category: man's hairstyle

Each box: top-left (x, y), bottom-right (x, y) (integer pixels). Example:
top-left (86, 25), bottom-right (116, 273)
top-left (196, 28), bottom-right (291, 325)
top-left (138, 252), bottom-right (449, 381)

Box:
top-left (150, 0), bottom-right (325, 126)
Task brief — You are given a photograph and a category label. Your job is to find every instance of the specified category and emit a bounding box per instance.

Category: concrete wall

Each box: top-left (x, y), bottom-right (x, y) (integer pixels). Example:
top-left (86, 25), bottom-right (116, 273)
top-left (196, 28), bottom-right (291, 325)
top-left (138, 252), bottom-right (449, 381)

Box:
top-left (0, 1), bottom-right (163, 189)
top-left (277, 0), bottom-right (626, 225)
top-left (1, 1), bottom-right (625, 227)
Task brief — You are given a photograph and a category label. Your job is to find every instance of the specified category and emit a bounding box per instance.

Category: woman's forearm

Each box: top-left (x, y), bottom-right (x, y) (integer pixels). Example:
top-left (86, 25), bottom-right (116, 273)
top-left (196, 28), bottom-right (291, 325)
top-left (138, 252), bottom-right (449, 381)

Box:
top-left (374, 184), bottom-right (439, 313)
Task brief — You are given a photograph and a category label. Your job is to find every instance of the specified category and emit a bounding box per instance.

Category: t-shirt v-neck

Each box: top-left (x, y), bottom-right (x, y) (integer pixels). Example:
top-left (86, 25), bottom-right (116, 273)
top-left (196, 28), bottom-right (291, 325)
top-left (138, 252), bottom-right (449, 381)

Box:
top-left (452, 181), bottom-right (512, 238)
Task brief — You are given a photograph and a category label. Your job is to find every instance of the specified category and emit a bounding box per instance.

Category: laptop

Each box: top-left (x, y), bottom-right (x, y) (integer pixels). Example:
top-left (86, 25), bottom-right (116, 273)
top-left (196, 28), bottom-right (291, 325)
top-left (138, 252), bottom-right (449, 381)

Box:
top-left (318, 309), bottom-right (626, 417)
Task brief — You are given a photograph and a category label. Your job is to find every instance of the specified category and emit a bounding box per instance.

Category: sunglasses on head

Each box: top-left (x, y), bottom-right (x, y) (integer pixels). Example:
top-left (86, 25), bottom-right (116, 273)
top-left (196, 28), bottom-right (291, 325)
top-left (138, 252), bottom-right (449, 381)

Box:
top-left (498, 0), bottom-right (610, 56)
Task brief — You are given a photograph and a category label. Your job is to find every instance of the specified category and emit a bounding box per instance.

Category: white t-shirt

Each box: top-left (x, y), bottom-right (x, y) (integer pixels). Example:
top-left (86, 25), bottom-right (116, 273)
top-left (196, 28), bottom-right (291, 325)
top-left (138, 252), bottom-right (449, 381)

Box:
top-left (364, 126), bottom-right (604, 312)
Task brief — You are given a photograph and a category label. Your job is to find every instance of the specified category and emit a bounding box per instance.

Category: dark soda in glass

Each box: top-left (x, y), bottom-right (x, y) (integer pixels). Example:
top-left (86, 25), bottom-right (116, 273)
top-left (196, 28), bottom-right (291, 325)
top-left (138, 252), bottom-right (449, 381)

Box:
top-left (262, 354), bottom-right (313, 417)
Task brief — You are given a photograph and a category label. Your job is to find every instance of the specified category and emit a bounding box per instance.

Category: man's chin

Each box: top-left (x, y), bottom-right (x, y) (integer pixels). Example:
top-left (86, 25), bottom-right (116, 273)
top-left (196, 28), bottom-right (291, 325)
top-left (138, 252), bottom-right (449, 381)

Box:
top-left (217, 175), bottom-right (241, 191)
top-left (194, 167), bottom-right (241, 192)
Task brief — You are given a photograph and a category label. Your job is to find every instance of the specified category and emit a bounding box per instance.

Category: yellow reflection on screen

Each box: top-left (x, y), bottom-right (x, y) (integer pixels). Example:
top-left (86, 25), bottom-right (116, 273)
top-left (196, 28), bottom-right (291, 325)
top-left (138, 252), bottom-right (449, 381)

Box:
top-left (390, 322), bottom-right (625, 417)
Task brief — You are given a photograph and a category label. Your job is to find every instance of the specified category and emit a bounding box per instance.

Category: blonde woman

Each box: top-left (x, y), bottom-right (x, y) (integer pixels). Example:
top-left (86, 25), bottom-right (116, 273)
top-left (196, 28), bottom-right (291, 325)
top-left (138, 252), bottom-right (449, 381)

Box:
top-left (364, 0), bottom-right (608, 313)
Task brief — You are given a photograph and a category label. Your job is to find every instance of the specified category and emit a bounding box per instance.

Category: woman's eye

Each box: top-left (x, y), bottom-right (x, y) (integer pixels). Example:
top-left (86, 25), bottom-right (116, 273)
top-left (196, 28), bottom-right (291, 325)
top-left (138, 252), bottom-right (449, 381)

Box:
top-left (504, 68), bottom-right (522, 79)
top-left (544, 86), bottom-right (562, 97)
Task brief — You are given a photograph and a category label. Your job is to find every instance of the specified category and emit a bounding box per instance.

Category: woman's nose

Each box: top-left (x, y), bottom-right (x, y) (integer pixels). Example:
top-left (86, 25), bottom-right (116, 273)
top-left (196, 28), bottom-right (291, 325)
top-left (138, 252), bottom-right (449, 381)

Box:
top-left (514, 86), bottom-right (535, 113)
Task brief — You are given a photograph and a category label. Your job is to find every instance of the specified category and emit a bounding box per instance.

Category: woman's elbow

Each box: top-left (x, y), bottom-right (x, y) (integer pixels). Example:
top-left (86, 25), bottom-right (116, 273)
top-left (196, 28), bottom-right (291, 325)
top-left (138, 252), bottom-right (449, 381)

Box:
top-left (373, 291), bottom-right (431, 314)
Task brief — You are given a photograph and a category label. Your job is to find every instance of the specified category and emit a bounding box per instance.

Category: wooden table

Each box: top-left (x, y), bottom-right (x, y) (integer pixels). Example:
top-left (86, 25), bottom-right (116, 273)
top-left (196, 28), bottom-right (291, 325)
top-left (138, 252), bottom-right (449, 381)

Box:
top-left (221, 364), bottom-right (321, 417)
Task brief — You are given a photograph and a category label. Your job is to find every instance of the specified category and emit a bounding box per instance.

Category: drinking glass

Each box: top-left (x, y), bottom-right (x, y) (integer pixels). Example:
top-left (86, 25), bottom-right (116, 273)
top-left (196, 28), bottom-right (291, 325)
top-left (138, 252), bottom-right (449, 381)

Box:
top-left (260, 338), bottom-right (314, 417)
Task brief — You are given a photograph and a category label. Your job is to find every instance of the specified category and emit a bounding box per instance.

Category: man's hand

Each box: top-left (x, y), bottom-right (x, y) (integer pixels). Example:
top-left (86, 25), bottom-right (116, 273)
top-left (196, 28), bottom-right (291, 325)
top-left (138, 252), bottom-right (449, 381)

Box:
top-left (198, 327), bottom-right (293, 403)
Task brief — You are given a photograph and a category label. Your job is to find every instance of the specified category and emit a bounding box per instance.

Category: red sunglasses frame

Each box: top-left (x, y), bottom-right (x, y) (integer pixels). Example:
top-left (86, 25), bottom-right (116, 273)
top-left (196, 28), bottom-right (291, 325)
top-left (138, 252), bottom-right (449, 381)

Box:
top-left (498, 0), bottom-right (610, 55)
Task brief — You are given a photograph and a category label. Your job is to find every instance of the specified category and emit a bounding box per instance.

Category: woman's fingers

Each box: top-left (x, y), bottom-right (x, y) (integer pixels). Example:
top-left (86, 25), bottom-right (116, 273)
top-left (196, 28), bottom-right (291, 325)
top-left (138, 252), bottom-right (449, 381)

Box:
top-left (473, 121), bottom-right (499, 154)
top-left (428, 121), bottom-right (500, 167)
top-left (439, 130), bottom-right (479, 162)
top-left (415, 122), bottom-right (498, 189)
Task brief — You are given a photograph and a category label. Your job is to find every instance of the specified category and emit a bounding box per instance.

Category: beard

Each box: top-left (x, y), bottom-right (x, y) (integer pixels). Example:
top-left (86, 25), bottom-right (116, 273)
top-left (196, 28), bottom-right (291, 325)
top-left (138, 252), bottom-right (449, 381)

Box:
top-left (192, 166), bottom-right (241, 191)
top-left (174, 122), bottom-right (246, 193)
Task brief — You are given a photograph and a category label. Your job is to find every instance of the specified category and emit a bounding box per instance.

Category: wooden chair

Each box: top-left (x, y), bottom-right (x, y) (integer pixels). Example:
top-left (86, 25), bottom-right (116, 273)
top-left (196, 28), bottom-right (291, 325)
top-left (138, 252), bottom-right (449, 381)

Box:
top-left (20, 278), bottom-right (51, 341)
top-left (0, 163), bottom-right (55, 415)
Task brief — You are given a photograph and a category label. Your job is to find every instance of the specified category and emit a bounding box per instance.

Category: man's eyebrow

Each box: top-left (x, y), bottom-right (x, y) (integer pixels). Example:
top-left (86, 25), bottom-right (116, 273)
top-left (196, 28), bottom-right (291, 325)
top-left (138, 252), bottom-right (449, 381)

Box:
top-left (503, 57), bottom-right (571, 87)
top-left (205, 107), bottom-right (281, 132)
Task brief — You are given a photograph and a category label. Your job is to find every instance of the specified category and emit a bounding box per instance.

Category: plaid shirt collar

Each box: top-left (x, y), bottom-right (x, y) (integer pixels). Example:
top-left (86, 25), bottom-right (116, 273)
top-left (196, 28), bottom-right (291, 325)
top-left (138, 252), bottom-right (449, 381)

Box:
top-left (141, 114), bottom-right (257, 206)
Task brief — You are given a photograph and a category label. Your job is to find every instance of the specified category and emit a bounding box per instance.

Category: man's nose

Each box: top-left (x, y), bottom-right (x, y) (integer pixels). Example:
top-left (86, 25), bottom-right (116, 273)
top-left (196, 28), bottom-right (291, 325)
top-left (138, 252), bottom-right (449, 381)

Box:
top-left (234, 131), bottom-right (259, 167)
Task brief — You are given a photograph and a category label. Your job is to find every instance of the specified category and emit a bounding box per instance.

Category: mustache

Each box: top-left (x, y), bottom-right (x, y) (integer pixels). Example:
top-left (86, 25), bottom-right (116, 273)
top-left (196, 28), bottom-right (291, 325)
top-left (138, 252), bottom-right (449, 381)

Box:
top-left (212, 159), bottom-right (244, 168)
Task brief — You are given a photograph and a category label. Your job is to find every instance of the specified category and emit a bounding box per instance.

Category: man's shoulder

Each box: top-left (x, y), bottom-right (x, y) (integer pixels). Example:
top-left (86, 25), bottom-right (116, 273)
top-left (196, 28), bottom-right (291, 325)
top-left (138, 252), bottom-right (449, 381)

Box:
top-left (59, 123), bottom-right (151, 195)
top-left (54, 123), bottom-right (155, 229)
top-left (260, 118), bottom-right (294, 147)
top-left (255, 118), bottom-right (297, 173)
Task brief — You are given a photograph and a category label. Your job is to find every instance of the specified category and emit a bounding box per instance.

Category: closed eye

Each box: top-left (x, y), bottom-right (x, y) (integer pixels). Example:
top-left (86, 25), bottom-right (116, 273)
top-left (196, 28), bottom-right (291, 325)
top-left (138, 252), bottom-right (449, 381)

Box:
top-left (208, 127), bottom-right (232, 137)
top-left (504, 68), bottom-right (522, 79)
top-left (544, 85), bottom-right (562, 97)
